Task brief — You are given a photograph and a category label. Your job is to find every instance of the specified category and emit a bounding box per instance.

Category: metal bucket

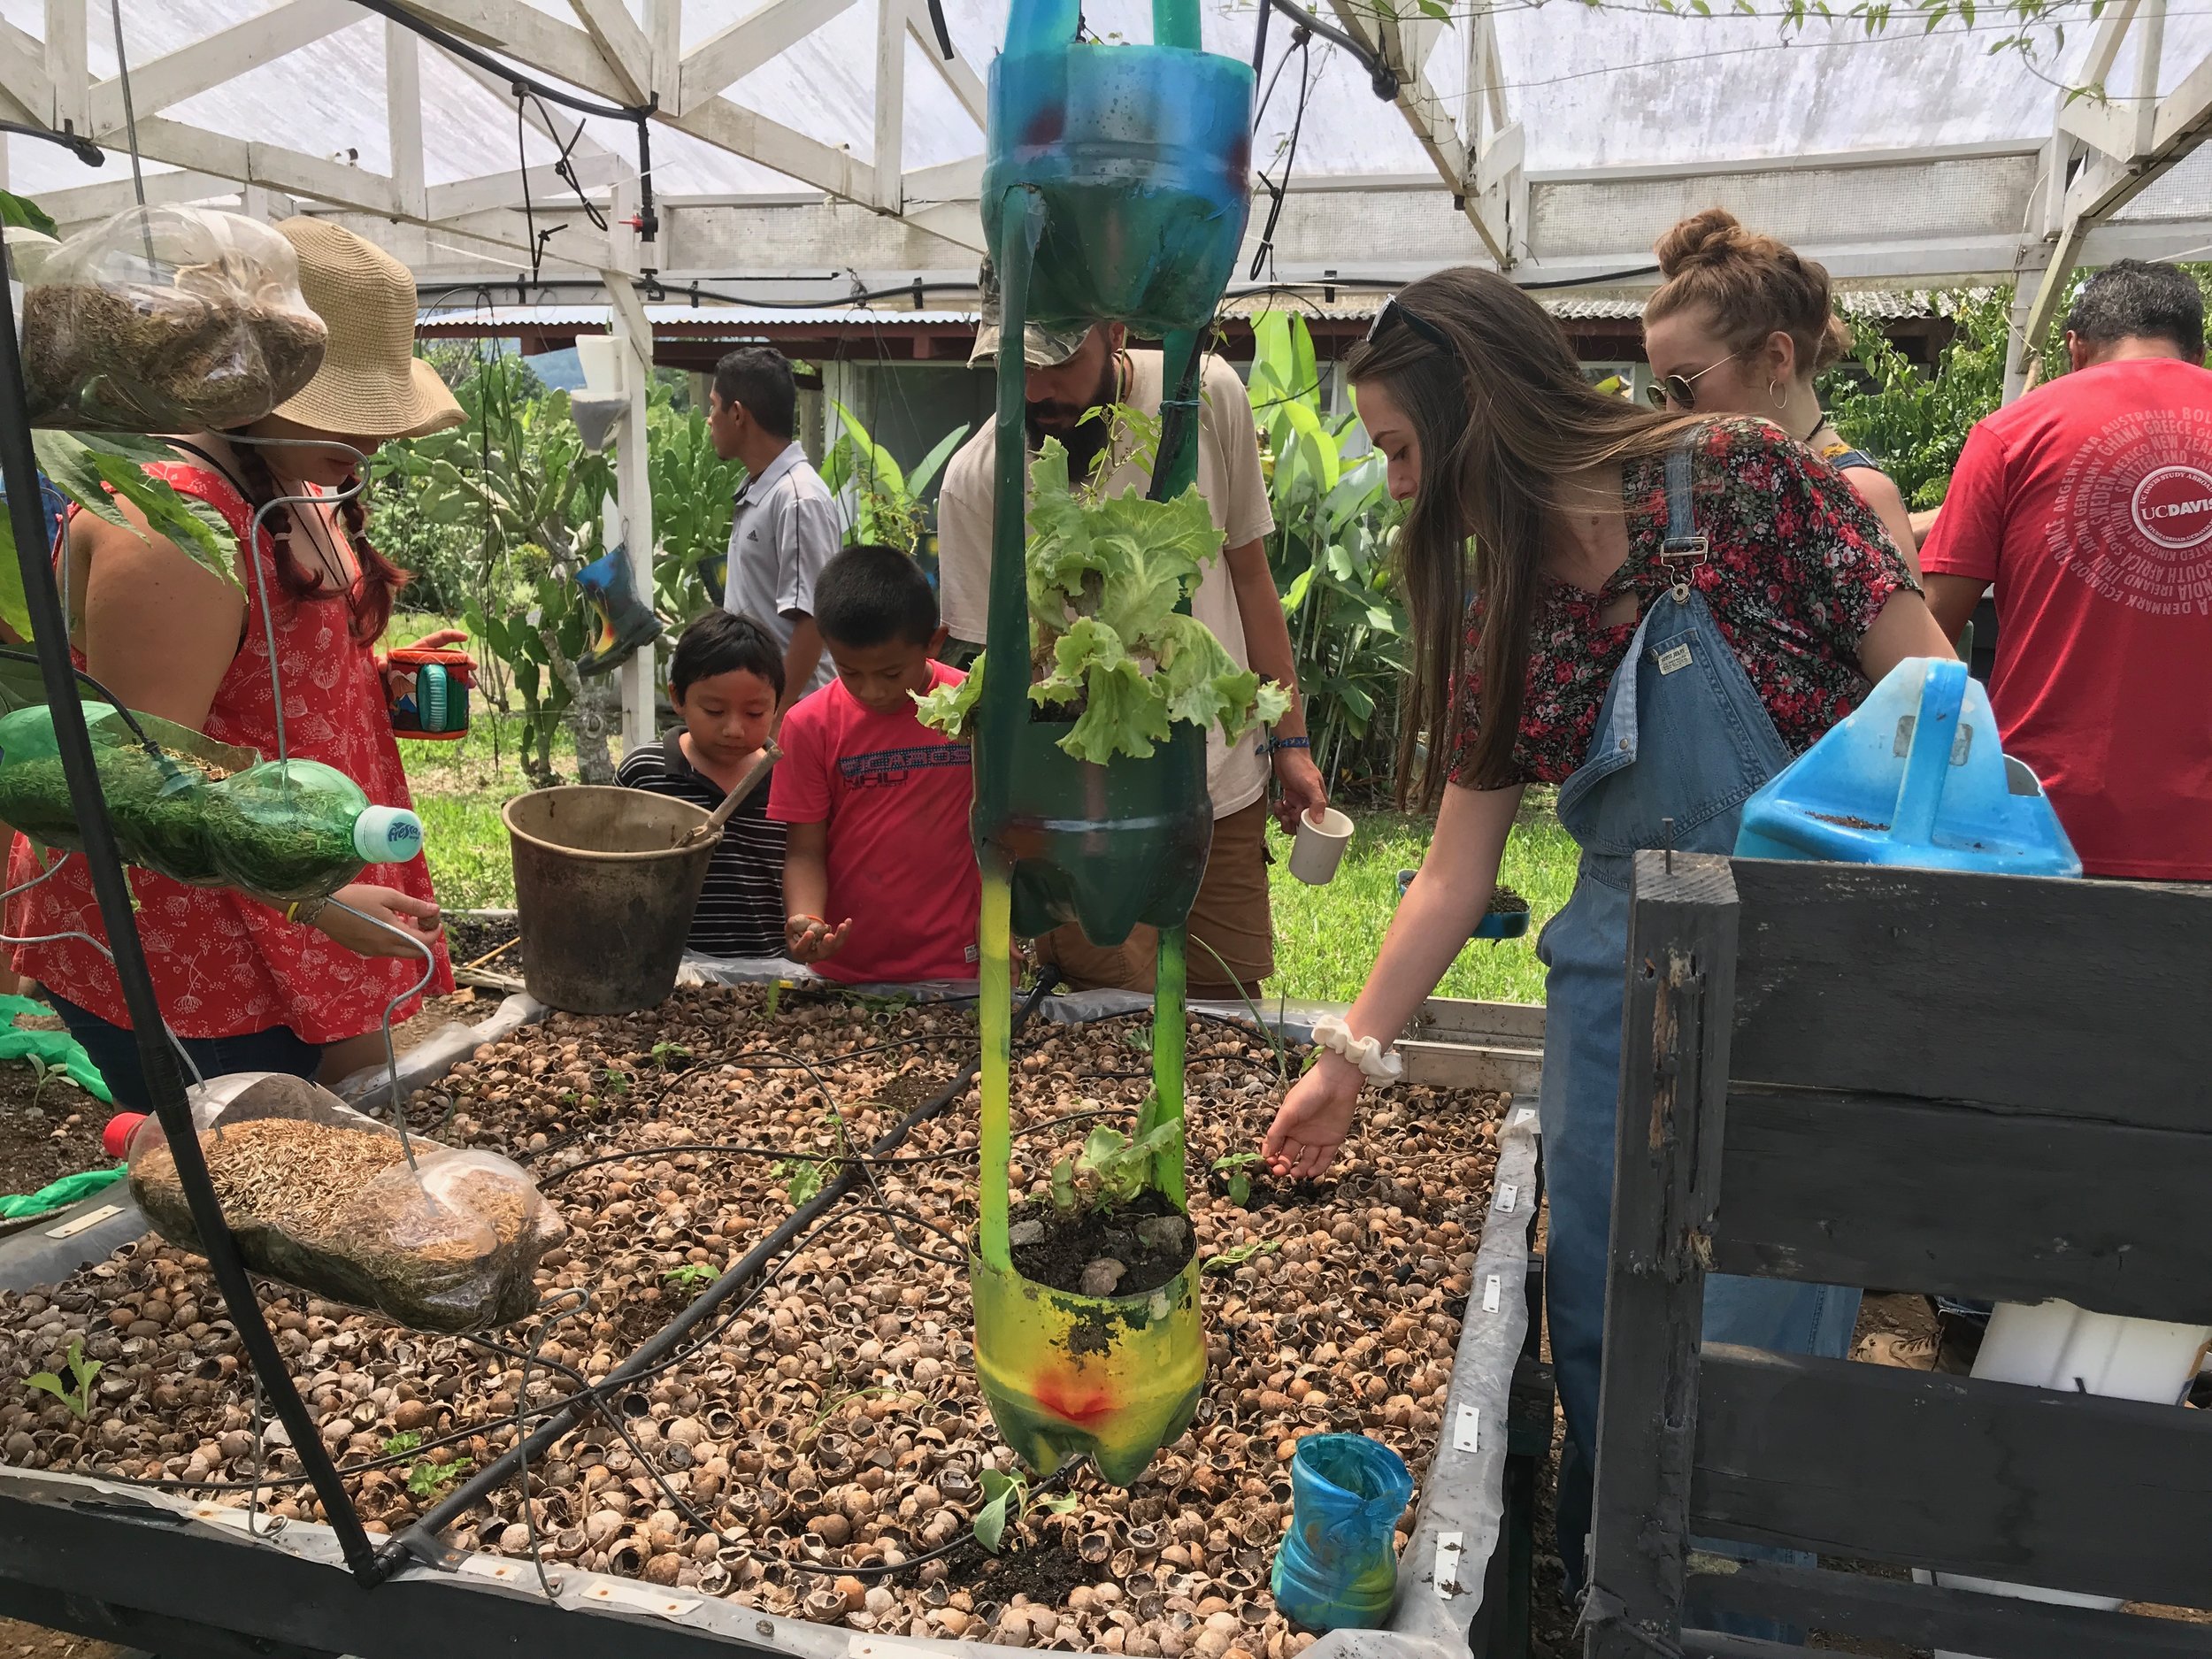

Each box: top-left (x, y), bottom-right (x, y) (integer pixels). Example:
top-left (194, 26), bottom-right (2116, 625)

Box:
top-left (502, 786), bottom-right (715, 1015)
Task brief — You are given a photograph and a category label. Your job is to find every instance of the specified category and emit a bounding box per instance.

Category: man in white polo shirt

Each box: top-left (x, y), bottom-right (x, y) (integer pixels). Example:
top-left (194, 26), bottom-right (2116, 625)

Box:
top-left (936, 268), bottom-right (1326, 1001)
top-left (710, 346), bottom-right (839, 712)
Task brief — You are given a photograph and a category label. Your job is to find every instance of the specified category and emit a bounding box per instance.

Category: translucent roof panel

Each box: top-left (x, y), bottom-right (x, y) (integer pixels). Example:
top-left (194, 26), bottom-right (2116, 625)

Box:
top-left (6, 1), bottom-right (2210, 211)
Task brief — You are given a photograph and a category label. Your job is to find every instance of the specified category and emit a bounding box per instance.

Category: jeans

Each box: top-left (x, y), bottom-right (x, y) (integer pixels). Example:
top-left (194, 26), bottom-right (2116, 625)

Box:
top-left (43, 988), bottom-right (324, 1113)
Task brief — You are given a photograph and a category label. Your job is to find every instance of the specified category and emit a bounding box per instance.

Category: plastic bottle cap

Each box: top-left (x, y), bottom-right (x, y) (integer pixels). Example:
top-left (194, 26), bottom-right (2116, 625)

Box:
top-left (103, 1112), bottom-right (148, 1159)
top-left (355, 806), bottom-right (426, 864)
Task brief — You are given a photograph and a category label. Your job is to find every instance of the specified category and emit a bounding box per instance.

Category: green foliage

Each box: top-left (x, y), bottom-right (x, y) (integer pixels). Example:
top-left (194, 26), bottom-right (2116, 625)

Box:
top-left (1202, 1239), bottom-right (1280, 1274)
top-left (1047, 1120), bottom-right (1181, 1216)
top-left (406, 1456), bottom-right (472, 1499)
top-left (649, 403), bottom-right (744, 624)
top-left (819, 402), bottom-right (970, 555)
top-left (972, 1466), bottom-right (1078, 1555)
top-left (1249, 313), bottom-right (1408, 800)
top-left (663, 1263), bottom-right (717, 1295)
top-left (917, 438), bottom-right (1287, 762)
top-left (25, 1338), bottom-right (100, 1420)
top-left (0, 189), bottom-right (58, 237)
top-left (1212, 1150), bottom-right (1262, 1207)
top-left (775, 1157), bottom-right (827, 1205)
top-left (371, 356), bottom-right (611, 786)
top-left (380, 1430), bottom-right (424, 1456)
top-left (1822, 291), bottom-right (2016, 510)
top-left (649, 1040), bottom-right (691, 1068)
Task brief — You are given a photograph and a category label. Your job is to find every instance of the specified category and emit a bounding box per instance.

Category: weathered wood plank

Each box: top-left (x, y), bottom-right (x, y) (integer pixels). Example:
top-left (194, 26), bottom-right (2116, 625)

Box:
top-left (1686, 1559), bottom-right (2212, 1656)
top-left (1585, 853), bottom-right (1740, 1659)
top-left (1726, 860), bottom-right (2212, 1127)
top-left (1693, 1345), bottom-right (2212, 1609)
top-left (1711, 1084), bottom-right (2212, 1324)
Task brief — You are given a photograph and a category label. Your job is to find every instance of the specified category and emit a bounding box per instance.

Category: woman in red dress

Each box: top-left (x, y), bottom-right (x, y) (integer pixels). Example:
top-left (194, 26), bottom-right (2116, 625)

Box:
top-left (8, 218), bottom-right (463, 1108)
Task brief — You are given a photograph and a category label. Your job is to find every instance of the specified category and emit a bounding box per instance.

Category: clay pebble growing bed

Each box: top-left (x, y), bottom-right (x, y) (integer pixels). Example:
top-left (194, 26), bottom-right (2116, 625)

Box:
top-left (0, 984), bottom-right (1506, 1655)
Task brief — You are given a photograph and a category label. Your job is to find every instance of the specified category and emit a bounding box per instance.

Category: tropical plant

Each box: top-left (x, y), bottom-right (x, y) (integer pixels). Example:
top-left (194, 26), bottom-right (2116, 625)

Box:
top-left (820, 401), bottom-right (970, 556)
top-left (373, 357), bottom-right (615, 785)
top-left (971, 1465), bottom-right (1078, 1554)
top-left (1823, 290), bottom-right (2016, 510)
top-left (24, 1337), bottom-right (100, 1421)
top-left (648, 401), bottom-right (744, 626)
top-left (1249, 312), bottom-right (1409, 800)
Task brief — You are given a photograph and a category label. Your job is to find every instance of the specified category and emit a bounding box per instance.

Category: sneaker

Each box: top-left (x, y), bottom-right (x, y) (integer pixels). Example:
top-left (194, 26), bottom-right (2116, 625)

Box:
top-left (1856, 1331), bottom-right (1939, 1369)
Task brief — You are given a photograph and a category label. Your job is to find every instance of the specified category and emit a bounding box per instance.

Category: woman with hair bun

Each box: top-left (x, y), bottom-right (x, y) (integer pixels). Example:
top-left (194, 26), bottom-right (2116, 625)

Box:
top-left (1642, 208), bottom-right (1921, 572)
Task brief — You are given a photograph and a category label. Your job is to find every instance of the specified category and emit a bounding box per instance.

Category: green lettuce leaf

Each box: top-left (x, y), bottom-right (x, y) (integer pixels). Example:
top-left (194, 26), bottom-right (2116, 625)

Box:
top-left (1149, 613), bottom-right (1292, 740)
top-left (912, 657), bottom-right (985, 738)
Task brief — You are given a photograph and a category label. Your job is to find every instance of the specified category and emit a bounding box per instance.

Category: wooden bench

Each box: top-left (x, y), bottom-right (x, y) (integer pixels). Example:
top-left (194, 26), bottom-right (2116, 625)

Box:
top-left (1582, 851), bottom-right (2212, 1657)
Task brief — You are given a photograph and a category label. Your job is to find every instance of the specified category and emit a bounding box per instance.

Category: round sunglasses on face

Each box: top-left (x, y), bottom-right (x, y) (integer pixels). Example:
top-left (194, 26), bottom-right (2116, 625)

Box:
top-left (1644, 352), bottom-right (1745, 411)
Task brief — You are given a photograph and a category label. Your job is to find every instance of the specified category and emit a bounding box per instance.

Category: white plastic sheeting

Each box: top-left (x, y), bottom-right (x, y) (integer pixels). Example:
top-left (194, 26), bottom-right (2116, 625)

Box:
top-left (9, 0), bottom-right (2208, 201)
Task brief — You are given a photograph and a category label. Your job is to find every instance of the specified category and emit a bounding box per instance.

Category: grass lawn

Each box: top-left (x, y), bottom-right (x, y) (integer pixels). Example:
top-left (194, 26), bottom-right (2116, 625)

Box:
top-left (400, 700), bottom-right (1576, 1006)
top-left (1262, 795), bottom-right (1570, 1007)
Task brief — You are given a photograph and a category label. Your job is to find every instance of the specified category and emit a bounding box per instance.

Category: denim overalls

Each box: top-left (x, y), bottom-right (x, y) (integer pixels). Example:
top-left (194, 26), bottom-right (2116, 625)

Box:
top-left (1536, 440), bottom-right (1863, 1588)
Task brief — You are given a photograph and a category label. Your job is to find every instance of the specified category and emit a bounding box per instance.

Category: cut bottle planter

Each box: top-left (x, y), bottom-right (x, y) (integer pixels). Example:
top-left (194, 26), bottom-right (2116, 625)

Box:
top-left (969, 1246), bottom-right (1205, 1487)
top-left (972, 719), bottom-right (1212, 947)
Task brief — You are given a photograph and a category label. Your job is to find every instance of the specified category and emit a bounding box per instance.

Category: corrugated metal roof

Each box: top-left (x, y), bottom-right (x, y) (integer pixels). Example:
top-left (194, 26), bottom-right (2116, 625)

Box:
top-left (418, 304), bottom-right (981, 331)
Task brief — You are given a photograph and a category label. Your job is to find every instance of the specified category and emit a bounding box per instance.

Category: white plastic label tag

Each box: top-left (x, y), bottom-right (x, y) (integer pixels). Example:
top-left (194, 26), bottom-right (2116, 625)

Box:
top-left (1434, 1532), bottom-right (1465, 1599)
top-left (1482, 1275), bottom-right (1502, 1313)
top-left (46, 1204), bottom-right (122, 1239)
top-left (1494, 1183), bottom-right (1518, 1214)
top-left (1453, 1405), bottom-right (1480, 1453)
top-left (1512, 1106), bottom-right (1536, 1127)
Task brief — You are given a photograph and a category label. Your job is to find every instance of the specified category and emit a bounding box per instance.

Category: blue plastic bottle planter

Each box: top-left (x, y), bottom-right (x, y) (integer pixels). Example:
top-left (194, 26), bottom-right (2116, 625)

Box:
top-left (1735, 657), bottom-right (2080, 876)
top-left (1271, 1433), bottom-right (1415, 1632)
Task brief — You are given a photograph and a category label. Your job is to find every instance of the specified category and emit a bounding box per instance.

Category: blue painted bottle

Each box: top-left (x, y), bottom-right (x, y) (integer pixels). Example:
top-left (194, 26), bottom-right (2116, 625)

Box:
top-left (1270, 1434), bottom-right (1415, 1632)
top-left (1735, 657), bottom-right (2079, 876)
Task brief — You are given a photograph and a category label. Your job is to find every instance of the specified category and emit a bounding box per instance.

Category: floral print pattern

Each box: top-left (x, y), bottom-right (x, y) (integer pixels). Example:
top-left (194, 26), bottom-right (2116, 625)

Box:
top-left (1451, 419), bottom-right (1917, 788)
top-left (8, 464), bottom-right (452, 1041)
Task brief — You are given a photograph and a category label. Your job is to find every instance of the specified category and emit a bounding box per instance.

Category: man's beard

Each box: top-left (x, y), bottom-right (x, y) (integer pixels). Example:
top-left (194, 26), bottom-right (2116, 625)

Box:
top-left (1025, 355), bottom-right (1122, 486)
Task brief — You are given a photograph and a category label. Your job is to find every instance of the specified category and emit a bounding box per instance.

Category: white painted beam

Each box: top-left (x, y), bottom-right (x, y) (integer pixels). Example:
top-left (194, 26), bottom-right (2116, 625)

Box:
top-left (666, 95), bottom-right (875, 206)
top-left (899, 198), bottom-right (984, 255)
top-left (388, 0), bottom-right (630, 105)
top-left (42, 168), bottom-right (239, 224)
top-left (387, 19), bottom-right (426, 258)
top-left (646, 0), bottom-right (681, 107)
top-left (872, 0), bottom-right (903, 212)
top-left (44, 0), bottom-right (87, 134)
top-left (904, 154), bottom-right (979, 201)
top-left (0, 19), bottom-right (51, 126)
top-left (679, 0), bottom-right (854, 115)
top-left (606, 272), bottom-right (657, 751)
top-left (426, 154), bottom-right (619, 220)
top-left (568, 0), bottom-right (652, 104)
top-left (86, 0), bottom-right (357, 138)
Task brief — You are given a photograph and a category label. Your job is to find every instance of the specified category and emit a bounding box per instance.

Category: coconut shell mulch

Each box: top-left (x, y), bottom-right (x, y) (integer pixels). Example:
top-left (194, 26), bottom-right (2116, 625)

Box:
top-left (0, 985), bottom-right (1507, 1654)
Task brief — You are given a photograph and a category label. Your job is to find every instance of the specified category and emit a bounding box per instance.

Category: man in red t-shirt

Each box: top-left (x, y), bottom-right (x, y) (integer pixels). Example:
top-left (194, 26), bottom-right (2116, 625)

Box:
top-left (768, 543), bottom-right (980, 983)
top-left (1922, 259), bottom-right (2212, 879)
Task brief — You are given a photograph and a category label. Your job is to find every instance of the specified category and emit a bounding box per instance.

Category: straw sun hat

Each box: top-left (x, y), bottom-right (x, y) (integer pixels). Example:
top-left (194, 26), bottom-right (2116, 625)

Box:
top-left (268, 218), bottom-right (464, 441)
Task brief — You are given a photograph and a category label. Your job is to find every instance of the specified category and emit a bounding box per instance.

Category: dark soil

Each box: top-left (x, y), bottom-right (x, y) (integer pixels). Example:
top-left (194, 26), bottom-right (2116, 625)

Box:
top-left (0, 1062), bottom-right (114, 1204)
top-left (1008, 1187), bottom-right (1194, 1299)
top-left (444, 911), bottom-right (519, 968)
top-left (963, 1535), bottom-right (1094, 1607)
top-left (1487, 886), bottom-right (1531, 916)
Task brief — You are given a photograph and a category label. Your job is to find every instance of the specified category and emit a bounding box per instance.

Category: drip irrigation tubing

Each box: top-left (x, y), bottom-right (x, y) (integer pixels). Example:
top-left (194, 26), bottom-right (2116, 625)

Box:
top-left (0, 279), bottom-right (380, 1575)
top-left (369, 973), bottom-right (1058, 1583)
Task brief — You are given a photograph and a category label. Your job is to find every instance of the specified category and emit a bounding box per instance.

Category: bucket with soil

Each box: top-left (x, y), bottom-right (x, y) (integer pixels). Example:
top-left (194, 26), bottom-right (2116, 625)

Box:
top-left (503, 787), bottom-right (714, 1016)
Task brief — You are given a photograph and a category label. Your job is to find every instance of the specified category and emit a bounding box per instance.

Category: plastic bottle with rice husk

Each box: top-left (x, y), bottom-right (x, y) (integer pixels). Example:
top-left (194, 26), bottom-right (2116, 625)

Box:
top-left (0, 702), bottom-right (421, 900)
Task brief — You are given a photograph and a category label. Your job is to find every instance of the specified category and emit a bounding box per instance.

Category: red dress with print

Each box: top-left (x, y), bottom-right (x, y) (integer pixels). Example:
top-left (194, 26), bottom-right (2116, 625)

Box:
top-left (6, 462), bottom-right (454, 1040)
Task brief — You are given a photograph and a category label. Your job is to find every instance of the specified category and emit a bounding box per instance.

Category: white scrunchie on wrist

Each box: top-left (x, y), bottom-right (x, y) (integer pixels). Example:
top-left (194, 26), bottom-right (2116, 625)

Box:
top-left (1310, 1014), bottom-right (1403, 1086)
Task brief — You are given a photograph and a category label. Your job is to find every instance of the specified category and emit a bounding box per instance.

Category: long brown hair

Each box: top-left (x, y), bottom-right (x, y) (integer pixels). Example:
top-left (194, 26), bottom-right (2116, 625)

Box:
top-left (1347, 269), bottom-right (1694, 802)
top-left (1644, 208), bottom-right (1853, 374)
top-left (230, 441), bottom-right (409, 644)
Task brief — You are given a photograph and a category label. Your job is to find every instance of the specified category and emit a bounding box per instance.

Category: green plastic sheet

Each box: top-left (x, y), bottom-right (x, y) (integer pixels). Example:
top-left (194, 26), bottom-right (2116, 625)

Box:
top-left (0, 993), bottom-right (112, 1102)
top-left (0, 1163), bottom-right (124, 1219)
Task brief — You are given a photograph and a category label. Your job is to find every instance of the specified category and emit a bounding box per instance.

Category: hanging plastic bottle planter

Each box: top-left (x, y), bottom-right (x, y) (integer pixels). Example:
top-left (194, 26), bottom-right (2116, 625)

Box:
top-left (954, 2), bottom-right (1257, 1488)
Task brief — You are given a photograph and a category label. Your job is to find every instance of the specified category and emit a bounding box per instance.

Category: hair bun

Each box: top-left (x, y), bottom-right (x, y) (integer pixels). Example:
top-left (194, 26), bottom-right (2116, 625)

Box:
top-left (1655, 208), bottom-right (1754, 276)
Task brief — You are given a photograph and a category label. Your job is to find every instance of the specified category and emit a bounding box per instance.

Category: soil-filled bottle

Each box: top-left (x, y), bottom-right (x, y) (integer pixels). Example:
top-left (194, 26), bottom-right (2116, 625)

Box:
top-left (0, 703), bottom-right (420, 901)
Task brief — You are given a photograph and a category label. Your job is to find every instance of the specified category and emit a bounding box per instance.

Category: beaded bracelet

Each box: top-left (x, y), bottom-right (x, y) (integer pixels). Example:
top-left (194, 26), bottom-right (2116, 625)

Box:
top-left (1266, 736), bottom-right (1310, 754)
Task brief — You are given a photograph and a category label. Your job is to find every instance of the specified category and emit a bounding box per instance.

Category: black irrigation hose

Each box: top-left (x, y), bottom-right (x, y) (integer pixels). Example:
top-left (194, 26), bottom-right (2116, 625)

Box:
top-left (0, 282), bottom-right (380, 1575)
top-left (370, 976), bottom-right (1059, 1583)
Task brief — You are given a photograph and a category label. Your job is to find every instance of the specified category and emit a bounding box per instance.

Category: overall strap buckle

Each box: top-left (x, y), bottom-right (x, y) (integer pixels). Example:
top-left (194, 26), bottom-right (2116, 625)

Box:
top-left (1661, 438), bottom-right (1705, 601)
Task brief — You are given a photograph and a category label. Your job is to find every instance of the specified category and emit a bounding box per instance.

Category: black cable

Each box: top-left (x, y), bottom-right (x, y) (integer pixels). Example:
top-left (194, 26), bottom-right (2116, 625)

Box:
top-left (0, 119), bottom-right (102, 166)
top-left (347, 0), bottom-right (650, 120)
top-left (923, 0), bottom-right (955, 59)
top-left (1247, 27), bottom-right (1317, 284)
top-left (1264, 0), bottom-right (1399, 101)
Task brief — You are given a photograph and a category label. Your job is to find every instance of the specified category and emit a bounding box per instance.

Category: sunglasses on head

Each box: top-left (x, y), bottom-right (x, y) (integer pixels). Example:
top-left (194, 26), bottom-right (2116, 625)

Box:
top-left (1644, 352), bottom-right (1744, 411)
top-left (1365, 295), bottom-right (1455, 355)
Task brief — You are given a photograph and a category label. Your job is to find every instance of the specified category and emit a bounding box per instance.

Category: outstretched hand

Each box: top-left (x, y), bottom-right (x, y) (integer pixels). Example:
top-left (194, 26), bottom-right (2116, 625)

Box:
top-left (1261, 1051), bottom-right (1364, 1180)
top-left (785, 912), bottom-right (853, 964)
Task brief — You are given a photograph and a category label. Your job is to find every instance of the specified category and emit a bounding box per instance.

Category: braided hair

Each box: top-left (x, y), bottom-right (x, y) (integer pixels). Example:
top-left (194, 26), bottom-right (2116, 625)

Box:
top-left (229, 440), bottom-right (410, 645)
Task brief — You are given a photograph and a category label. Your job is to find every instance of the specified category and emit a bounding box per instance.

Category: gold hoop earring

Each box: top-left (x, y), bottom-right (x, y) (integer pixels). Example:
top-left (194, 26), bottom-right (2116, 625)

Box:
top-left (1768, 379), bottom-right (1787, 410)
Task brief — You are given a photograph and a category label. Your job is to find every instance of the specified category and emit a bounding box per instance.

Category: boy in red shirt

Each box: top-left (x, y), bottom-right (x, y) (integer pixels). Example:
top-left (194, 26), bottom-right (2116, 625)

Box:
top-left (769, 543), bottom-right (979, 983)
top-left (1922, 259), bottom-right (2212, 880)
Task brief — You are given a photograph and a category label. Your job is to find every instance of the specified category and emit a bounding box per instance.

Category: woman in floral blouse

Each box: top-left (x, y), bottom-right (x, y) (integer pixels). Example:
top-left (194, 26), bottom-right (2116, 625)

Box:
top-left (1260, 268), bottom-right (1955, 1598)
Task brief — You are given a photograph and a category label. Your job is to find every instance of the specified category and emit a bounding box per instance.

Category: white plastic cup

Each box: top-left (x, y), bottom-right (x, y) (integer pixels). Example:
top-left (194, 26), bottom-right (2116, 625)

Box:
top-left (1289, 807), bottom-right (1354, 886)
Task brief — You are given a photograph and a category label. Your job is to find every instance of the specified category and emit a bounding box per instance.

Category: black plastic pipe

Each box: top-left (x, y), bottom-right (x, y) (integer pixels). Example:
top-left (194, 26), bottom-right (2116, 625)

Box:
top-left (373, 979), bottom-right (1056, 1581)
top-left (0, 281), bottom-right (380, 1575)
